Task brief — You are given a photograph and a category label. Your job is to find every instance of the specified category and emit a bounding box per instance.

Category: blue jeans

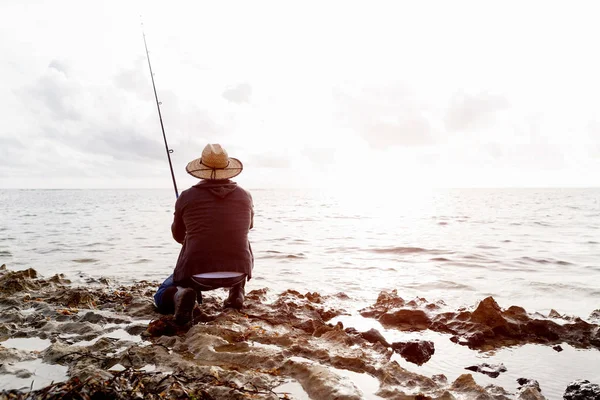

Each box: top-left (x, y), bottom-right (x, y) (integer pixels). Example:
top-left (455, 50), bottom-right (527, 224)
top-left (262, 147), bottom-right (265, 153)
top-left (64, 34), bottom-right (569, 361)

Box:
top-left (154, 274), bottom-right (210, 313)
top-left (154, 274), bottom-right (176, 312)
top-left (154, 273), bottom-right (246, 312)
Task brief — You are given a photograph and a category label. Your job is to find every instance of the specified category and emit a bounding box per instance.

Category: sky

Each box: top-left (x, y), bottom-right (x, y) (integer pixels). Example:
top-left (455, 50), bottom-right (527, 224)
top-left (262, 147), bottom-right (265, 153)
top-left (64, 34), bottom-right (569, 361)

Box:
top-left (1, 0), bottom-right (599, 189)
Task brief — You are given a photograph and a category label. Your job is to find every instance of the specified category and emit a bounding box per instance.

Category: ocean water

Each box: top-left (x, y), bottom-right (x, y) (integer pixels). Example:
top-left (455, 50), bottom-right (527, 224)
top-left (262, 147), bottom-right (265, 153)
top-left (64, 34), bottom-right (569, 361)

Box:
top-left (1, 188), bottom-right (598, 317)
top-left (1, 188), bottom-right (599, 397)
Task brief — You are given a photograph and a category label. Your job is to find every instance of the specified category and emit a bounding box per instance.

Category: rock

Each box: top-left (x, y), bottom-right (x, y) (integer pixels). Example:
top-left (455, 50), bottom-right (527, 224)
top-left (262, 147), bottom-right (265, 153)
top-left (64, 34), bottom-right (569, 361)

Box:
top-left (432, 374), bottom-right (448, 385)
top-left (0, 268), bottom-right (40, 295)
top-left (517, 378), bottom-right (541, 391)
top-left (548, 309), bottom-right (562, 318)
top-left (360, 328), bottom-right (390, 347)
top-left (79, 311), bottom-right (106, 324)
top-left (363, 292), bottom-right (599, 350)
top-left (518, 387), bottom-right (546, 400)
top-left (525, 320), bottom-right (560, 341)
top-left (590, 309), bottom-right (600, 323)
top-left (451, 374), bottom-right (491, 397)
top-left (563, 380), bottom-right (600, 400)
top-left (378, 309), bottom-right (431, 330)
top-left (552, 344), bottom-right (563, 352)
top-left (471, 297), bottom-right (506, 328)
top-left (464, 363), bottom-right (507, 378)
top-left (125, 324), bottom-right (148, 336)
top-left (391, 340), bottom-right (435, 365)
top-left (359, 289), bottom-right (405, 318)
top-left (516, 378), bottom-right (545, 400)
top-left (50, 288), bottom-right (97, 309)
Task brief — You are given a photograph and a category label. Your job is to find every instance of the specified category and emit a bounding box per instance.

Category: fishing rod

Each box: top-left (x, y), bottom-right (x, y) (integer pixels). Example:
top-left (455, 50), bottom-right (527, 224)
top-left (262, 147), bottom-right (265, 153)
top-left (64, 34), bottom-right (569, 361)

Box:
top-left (141, 22), bottom-right (179, 198)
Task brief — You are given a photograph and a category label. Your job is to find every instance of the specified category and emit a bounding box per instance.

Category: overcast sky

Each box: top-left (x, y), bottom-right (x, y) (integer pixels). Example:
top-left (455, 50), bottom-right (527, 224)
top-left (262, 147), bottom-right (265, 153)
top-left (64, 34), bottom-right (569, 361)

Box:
top-left (1, 0), bottom-right (599, 189)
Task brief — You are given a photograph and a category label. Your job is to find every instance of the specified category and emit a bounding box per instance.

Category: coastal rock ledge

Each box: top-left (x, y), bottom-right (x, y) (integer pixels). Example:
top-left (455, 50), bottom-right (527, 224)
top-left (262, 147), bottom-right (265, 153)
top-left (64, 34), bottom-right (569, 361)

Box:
top-left (0, 265), bottom-right (597, 399)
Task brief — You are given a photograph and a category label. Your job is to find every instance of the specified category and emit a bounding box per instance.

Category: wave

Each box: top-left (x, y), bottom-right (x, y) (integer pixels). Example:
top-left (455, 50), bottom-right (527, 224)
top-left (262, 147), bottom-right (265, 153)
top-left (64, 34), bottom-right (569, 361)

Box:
top-left (0, 250), bottom-right (12, 256)
top-left (519, 256), bottom-right (573, 266)
top-left (72, 258), bottom-right (99, 263)
top-left (405, 280), bottom-right (474, 291)
top-left (368, 247), bottom-right (442, 255)
top-left (261, 250), bottom-right (306, 259)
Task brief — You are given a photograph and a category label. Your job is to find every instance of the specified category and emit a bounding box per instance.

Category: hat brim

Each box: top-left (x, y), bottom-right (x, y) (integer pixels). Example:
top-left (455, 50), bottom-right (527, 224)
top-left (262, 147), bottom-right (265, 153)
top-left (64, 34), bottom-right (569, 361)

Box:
top-left (186, 157), bottom-right (243, 180)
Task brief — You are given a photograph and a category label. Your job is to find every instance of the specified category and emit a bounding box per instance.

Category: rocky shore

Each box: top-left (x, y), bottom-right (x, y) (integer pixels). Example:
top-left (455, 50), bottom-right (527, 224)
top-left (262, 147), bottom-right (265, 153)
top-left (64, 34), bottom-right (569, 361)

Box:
top-left (0, 264), bottom-right (598, 399)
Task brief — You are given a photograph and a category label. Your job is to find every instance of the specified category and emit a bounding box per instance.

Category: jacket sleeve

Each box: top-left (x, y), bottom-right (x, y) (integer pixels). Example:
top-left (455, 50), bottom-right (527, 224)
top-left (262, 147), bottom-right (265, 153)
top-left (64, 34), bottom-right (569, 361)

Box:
top-left (171, 195), bottom-right (186, 244)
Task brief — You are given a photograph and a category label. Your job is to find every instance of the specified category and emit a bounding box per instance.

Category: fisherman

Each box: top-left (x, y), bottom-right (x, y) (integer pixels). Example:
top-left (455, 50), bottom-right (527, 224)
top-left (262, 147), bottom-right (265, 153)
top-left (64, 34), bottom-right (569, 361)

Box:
top-left (153, 144), bottom-right (254, 324)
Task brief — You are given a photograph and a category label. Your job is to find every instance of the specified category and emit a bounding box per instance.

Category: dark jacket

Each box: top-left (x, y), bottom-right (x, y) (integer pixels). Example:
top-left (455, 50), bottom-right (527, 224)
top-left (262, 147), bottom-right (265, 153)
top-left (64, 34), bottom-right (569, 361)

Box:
top-left (171, 180), bottom-right (254, 284)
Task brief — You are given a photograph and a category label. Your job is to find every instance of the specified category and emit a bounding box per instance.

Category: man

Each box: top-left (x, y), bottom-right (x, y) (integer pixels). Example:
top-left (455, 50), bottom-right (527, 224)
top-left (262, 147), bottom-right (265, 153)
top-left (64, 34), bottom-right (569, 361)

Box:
top-left (154, 144), bottom-right (254, 324)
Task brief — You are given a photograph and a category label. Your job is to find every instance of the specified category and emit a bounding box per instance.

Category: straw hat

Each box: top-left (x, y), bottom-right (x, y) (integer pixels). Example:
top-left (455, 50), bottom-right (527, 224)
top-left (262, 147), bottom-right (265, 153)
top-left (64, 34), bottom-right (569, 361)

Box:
top-left (186, 144), bottom-right (243, 180)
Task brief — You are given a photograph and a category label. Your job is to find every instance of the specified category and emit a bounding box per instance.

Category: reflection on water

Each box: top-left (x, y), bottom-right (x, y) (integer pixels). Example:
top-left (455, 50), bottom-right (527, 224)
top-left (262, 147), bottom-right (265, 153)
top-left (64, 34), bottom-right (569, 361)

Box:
top-left (0, 359), bottom-right (69, 391)
top-left (1, 337), bottom-right (51, 352)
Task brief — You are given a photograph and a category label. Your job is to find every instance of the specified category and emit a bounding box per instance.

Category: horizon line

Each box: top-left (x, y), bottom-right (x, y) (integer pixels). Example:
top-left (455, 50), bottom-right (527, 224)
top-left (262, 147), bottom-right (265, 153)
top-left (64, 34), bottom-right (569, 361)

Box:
top-left (2, 186), bottom-right (600, 190)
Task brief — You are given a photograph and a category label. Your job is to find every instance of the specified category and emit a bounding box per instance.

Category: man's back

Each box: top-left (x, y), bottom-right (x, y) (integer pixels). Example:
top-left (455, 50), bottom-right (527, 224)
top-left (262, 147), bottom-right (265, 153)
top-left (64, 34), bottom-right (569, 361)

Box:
top-left (171, 180), bottom-right (254, 283)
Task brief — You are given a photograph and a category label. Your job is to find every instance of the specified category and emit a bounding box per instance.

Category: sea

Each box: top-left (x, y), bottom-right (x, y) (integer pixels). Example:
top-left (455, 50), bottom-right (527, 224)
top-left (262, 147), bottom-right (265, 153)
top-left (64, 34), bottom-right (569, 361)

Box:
top-left (0, 187), bottom-right (599, 397)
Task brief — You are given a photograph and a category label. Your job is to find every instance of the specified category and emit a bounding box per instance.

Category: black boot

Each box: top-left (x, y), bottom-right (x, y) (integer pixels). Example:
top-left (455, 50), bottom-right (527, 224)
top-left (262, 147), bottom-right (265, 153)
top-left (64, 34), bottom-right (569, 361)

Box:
top-left (174, 287), bottom-right (196, 325)
top-left (223, 281), bottom-right (245, 310)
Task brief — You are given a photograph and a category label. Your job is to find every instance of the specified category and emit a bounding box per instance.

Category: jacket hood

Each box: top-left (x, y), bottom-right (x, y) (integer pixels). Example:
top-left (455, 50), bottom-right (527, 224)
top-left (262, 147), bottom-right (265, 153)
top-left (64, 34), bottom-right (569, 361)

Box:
top-left (193, 180), bottom-right (238, 199)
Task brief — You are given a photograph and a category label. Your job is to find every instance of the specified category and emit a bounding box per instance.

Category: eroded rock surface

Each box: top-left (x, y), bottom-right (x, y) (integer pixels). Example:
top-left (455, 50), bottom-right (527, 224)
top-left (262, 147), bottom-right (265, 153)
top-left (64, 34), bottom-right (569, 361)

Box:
top-left (360, 289), bottom-right (600, 351)
top-left (465, 363), bottom-right (507, 378)
top-left (0, 265), bottom-right (491, 399)
top-left (0, 265), bottom-right (592, 400)
top-left (391, 340), bottom-right (435, 365)
top-left (563, 379), bottom-right (600, 400)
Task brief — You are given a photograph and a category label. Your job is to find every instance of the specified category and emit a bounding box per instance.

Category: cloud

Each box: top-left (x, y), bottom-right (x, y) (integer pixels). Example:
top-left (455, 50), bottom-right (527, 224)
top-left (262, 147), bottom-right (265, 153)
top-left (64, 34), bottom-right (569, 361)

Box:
top-left (222, 83), bottom-right (252, 104)
top-left (247, 154), bottom-right (291, 168)
top-left (333, 84), bottom-right (435, 149)
top-left (113, 57), bottom-right (154, 98)
top-left (445, 91), bottom-right (509, 132)
top-left (301, 148), bottom-right (336, 166)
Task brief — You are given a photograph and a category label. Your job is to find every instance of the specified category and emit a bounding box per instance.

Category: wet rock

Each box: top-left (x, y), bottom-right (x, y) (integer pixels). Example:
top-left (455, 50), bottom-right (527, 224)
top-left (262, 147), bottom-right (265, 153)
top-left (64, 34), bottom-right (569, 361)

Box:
top-left (359, 289), bottom-right (405, 318)
top-left (432, 374), bottom-right (448, 385)
top-left (451, 374), bottom-right (496, 398)
top-left (485, 384), bottom-right (512, 398)
top-left (360, 328), bottom-right (390, 347)
top-left (246, 288), bottom-right (268, 302)
top-left (391, 340), bottom-right (435, 365)
top-left (589, 309), bottom-right (600, 323)
top-left (525, 320), bottom-right (560, 340)
top-left (79, 311), bottom-right (106, 324)
top-left (49, 288), bottom-right (97, 309)
top-left (516, 378), bottom-right (545, 400)
top-left (548, 309), bottom-right (562, 318)
top-left (465, 363), bottom-right (507, 378)
top-left (305, 292), bottom-right (322, 303)
top-left (125, 324), bottom-right (148, 336)
top-left (0, 268), bottom-right (40, 295)
top-left (563, 379), bottom-right (600, 400)
top-left (378, 309), bottom-right (431, 330)
top-left (364, 292), bottom-right (600, 351)
top-left (285, 360), bottom-right (365, 400)
top-left (471, 297), bottom-right (510, 329)
top-left (517, 378), bottom-right (541, 391)
top-left (59, 321), bottom-right (102, 335)
top-left (553, 344), bottom-right (563, 352)
top-left (518, 387), bottom-right (546, 400)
